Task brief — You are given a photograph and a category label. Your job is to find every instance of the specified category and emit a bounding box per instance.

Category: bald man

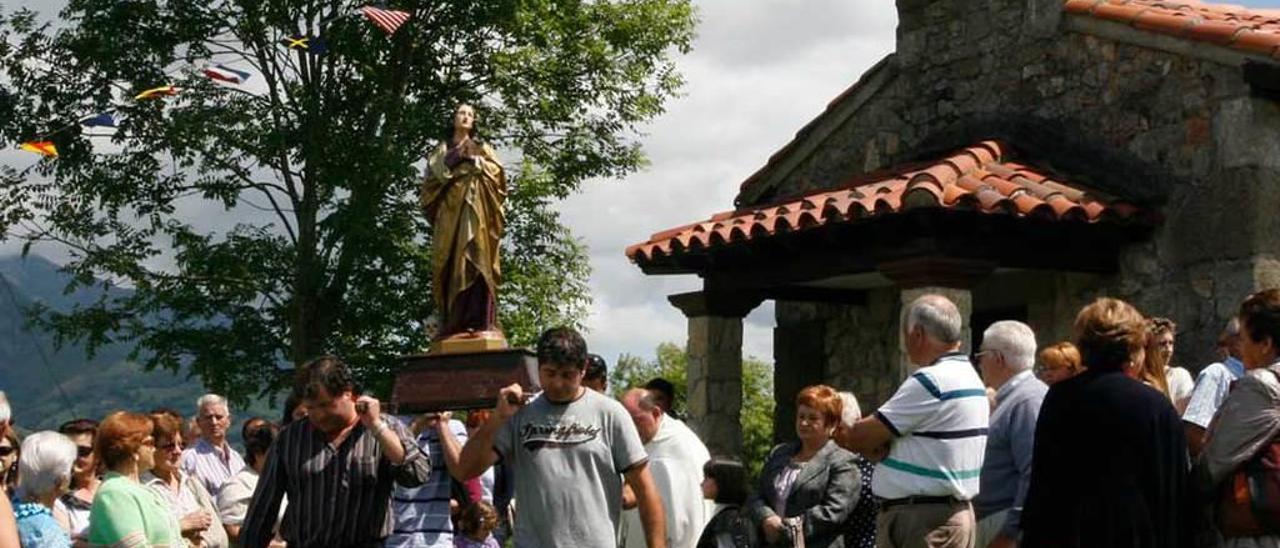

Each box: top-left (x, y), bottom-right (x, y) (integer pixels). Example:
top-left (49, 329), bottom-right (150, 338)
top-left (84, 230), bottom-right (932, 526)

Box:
top-left (619, 388), bottom-right (711, 548)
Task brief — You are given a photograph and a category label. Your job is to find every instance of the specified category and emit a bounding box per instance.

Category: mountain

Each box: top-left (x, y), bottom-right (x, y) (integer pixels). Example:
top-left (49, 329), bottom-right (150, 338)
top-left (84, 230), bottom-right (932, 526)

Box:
top-left (0, 254), bottom-right (278, 437)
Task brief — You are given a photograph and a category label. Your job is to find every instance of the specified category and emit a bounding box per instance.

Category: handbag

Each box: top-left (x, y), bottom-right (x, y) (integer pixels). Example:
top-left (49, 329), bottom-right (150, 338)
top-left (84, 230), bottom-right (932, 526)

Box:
top-left (1218, 369), bottom-right (1280, 537)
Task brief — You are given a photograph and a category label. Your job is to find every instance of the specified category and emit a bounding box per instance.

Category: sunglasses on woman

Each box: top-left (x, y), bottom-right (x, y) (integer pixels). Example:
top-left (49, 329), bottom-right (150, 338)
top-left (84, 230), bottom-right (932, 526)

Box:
top-left (0, 446), bottom-right (13, 457)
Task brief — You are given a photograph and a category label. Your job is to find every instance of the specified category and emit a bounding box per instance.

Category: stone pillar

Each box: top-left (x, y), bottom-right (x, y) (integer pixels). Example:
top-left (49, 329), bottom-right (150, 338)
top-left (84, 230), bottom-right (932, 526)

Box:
top-left (669, 291), bottom-right (763, 460)
top-left (879, 257), bottom-right (992, 380)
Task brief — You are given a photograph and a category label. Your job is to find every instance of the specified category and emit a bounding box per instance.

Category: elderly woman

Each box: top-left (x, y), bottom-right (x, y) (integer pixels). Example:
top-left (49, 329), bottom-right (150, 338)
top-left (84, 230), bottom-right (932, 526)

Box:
top-left (835, 392), bottom-right (877, 548)
top-left (13, 431), bottom-right (77, 548)
top-left (1195, 289), bottom-right (1280, 546)
top-left (54, 418), bottom-right (99, 543)
top-left (1, 429), bottom-right (19, 496)
top-left (1021, 298), bottom-right (1193, 547)
top-left (1035, 342), bottom-right (1084, 386)
top-left (217, 418), bottom-right (284, 547)
top-left (87, 411), bottom-right (180, 547)
top-left (748, 384), bottom-right (860, 548)
top-left (143, 413), bottom-right (227, 548)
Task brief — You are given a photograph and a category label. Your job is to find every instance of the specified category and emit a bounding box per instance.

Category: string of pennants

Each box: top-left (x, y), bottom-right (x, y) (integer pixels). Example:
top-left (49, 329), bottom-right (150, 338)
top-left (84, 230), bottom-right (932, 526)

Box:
top-left (16, 5), bottom-right (412, 158)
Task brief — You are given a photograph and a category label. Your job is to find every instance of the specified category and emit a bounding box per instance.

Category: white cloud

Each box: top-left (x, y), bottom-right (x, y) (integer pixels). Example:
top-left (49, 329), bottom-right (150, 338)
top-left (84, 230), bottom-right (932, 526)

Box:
top-left (561, 0), bottom-right (897, 366)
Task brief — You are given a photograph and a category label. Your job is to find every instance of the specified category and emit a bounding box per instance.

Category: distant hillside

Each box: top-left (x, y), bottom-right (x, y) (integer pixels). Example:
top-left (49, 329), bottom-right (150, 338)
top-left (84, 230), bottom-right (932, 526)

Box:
top-left (0, 255), bottom-right (277, 438)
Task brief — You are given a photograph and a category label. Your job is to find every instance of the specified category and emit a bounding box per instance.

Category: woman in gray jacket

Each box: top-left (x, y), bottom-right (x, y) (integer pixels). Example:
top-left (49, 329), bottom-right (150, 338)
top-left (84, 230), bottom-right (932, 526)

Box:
top-left (748, 384), bottom-right (861, 548)
top-left (1197, 289), bottom-right (1280, 548)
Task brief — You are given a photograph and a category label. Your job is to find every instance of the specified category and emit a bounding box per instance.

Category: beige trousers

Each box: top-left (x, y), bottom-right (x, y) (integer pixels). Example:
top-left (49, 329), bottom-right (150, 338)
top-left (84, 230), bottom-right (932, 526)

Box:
top-left (875, 500), bottom-right (976, 548)
top-left (973, 509), bottom-right (1009, 548)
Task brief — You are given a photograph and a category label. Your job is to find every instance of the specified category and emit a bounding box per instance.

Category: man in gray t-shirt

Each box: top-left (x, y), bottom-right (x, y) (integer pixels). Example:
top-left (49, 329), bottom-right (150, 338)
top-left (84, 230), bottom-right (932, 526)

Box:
top-left (456, 327), bottom-right (668, 548)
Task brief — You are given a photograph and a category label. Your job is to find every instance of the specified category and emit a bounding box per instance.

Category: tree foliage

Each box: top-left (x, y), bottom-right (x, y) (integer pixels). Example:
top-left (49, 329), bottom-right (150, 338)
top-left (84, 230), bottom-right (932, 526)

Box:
top-left (610, 342), bottom-right (775, 479)
top-left (0, 0), bottom-right (696, 403)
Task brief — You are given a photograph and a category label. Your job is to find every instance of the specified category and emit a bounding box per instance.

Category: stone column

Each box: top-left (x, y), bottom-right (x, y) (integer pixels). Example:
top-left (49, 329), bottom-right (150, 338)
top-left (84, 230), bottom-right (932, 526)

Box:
top-left (879, 257), bottom-right (992, 380)
top-left (669, 291), bottom-right (763, 460)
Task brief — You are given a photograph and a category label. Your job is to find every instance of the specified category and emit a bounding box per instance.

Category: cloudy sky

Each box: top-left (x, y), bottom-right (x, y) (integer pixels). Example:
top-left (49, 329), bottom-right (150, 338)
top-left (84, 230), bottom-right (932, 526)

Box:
top-left (565, 0), bottom-right (897, 365)
top-left (5, 0), bottom-right (1280, 371)
top-left (566, 0), bottom-right (1280, 367)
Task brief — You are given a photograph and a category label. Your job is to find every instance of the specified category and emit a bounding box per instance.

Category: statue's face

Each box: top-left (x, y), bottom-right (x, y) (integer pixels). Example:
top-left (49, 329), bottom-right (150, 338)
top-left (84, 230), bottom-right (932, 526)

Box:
top-left (453, 104), bottom-right (475, 133)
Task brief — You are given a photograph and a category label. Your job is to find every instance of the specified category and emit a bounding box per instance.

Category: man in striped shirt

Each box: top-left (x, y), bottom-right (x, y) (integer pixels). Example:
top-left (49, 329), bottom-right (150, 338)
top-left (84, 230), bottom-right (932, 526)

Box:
top-left (835, 294), bottom-right (989, 548)
top-left (181, 393), bottom-right (245, 497)
top-left (241, 356), bottom-right (431, 548)
top-left (386, 412), bottom-right (469, 547)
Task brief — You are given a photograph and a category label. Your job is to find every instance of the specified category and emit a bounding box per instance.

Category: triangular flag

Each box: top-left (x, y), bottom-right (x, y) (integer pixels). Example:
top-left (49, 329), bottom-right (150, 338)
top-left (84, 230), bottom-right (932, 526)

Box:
top-left (203, 64), bottom-right (252, 85)
top-left (134, 85), bottom-right (180, 101)
top-left (359, 6), bottom-right (411, 36)
top-left (19, 141), bottom-right (57, 157)
top-left (80, 112), bottom-right (116, 128)
top-left (281, 35), bottom-right (328, 55)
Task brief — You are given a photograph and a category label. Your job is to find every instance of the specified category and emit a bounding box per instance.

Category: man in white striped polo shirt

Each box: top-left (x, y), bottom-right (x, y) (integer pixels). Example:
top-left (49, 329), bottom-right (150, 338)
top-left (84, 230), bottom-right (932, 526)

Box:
top-left (836, 294), bottom-right (989, 548)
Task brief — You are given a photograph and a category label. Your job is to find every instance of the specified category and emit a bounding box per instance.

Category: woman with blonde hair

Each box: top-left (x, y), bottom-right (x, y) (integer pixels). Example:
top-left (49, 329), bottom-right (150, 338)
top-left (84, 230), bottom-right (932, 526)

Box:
top-left (1022, 298), bottom-right (1193, 547)
top-left (1136, 317), bottom-right (1194, 413)
top-left (1035, 341), bottom-right (1084, 386)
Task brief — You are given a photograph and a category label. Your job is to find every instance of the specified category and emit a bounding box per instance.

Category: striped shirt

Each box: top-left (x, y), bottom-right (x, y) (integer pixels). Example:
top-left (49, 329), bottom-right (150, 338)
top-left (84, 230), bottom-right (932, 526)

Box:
top-left (873, 352), bottom-right (990, 500)
top-left (180, 437), bottom-right (245, 498)
top-left (386, 418), bottom-right (469, 548)
top-left (241, 416), bottom-right (431, 548)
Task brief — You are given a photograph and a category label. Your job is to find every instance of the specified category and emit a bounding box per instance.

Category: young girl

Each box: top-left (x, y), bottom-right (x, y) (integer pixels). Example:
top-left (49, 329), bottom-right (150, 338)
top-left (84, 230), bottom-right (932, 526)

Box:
top-left (454, 500), bottom-right (500, 548)
top-left (697, 458), bottom-right (757, 548)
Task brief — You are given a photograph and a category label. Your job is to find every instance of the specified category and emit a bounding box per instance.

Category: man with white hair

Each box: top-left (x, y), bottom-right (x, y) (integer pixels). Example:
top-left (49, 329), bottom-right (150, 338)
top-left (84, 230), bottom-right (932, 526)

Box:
top-left (182, 394), bottom-right (245, 497)
top-left (834, 294), bottom-right (988, 548)
top-left (972, 321), bottom-right (1046, 548)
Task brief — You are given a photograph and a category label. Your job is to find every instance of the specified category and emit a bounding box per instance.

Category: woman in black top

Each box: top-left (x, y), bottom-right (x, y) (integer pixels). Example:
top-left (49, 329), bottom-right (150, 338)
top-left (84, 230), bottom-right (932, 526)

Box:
top-left (1021, 297), bottom-right (1194, 548)
top-left (698, 458), bottom-right (756, 548)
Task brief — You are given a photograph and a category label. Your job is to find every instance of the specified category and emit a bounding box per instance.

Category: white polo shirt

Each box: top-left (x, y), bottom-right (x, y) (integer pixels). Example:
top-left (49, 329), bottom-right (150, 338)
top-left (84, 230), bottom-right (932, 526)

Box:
top-left (872, 352), bottom-right (990, 500)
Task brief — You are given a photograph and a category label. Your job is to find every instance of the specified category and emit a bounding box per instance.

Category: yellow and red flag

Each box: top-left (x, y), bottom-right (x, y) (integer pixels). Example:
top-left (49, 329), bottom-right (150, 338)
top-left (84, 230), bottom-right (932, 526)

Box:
top-left (134, 85), bottom-right (180, 101)
top-left (19, 141), bottom-right (57, 157)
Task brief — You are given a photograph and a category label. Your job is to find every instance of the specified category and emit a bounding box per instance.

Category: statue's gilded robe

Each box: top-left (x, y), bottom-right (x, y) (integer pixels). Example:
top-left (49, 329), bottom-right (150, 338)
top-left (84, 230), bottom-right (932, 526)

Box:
top-left (420, 140), bottom-right (505, 335)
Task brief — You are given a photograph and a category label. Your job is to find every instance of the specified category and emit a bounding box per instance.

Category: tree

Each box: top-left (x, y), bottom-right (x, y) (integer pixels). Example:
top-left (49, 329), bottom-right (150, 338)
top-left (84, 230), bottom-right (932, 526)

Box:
top-left (611, 342), bottom-right (776, 479)
top-left (0, 1), bottom-right (695, 403)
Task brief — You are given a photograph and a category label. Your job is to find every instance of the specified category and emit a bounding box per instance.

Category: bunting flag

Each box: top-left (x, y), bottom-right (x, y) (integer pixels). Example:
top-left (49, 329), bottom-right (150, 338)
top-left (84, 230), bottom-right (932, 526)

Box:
top-left (19, 141), bottom-right (58, 157)
top-left (134, 85), bottom-right (180, 101)
top-left (80, 112), bottom-right (117, 128)
top-left (360, 6), bottom-right (411, 36)
top-left (281, 34), bottom-right (328, 55)
top-left (203, 64), bottom-right (252, 85)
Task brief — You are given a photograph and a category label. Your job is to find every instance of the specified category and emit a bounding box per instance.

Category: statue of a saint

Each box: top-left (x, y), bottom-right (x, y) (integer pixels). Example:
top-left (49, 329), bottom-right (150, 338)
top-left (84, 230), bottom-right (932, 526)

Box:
top-left (420, 103), bottom-right (507, 345)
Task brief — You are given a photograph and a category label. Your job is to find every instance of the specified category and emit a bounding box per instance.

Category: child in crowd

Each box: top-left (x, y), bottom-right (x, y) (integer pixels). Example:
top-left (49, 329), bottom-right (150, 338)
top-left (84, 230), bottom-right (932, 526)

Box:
top-left (454, 500), bottom-right (500, 548)
top-left (697, 458), bottom-right (756, 548)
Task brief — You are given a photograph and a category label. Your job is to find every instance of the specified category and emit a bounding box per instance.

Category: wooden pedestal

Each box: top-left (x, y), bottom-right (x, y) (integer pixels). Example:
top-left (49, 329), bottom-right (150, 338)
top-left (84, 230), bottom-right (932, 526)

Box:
top-left (392, 348), bottom-right (539, 412)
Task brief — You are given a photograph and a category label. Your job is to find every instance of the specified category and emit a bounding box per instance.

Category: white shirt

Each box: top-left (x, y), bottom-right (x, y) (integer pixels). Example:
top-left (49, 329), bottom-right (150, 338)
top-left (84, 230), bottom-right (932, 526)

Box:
top-left (619, 416), bottom-right (713, 548)
top-left (1166, 366), bottom-right (1194, 413)
top-left (873, 353), bottom-right (990, 500)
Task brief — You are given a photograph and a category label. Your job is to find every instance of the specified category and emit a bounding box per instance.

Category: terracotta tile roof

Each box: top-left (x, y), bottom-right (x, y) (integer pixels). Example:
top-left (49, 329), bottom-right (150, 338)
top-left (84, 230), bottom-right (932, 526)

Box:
top-left (1066, 0), bottom-right (1280, 59)
top-left (626, 141), bottom-right (1154, 264)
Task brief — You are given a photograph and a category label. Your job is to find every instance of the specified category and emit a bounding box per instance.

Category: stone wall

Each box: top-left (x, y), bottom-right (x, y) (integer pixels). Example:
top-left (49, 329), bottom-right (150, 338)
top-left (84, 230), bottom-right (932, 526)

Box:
top-left (755, 0), bottom-right (1280, 373)
top-left (774, 288), bottom-right (901, 441)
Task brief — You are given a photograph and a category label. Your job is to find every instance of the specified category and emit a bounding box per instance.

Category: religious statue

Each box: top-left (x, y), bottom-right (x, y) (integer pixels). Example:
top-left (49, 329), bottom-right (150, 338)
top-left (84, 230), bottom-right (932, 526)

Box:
top-left (420, 103), bottom-right (507, 349)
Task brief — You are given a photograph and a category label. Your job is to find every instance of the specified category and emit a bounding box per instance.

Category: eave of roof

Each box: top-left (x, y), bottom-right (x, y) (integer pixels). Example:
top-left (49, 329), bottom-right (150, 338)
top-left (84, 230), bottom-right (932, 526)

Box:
top-left (627, 141), bottom-right (1156, 266)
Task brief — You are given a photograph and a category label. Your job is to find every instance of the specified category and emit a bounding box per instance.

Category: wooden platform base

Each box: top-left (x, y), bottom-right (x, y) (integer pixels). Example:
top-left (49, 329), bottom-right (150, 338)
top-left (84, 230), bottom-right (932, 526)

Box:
top-left (392, 348), bottom-right (538, 412)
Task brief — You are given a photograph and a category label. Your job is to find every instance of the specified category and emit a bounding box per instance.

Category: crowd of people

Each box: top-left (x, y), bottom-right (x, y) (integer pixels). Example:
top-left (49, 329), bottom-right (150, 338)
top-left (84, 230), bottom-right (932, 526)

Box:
top-left (0, 289), bottom-right (1275, 547)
